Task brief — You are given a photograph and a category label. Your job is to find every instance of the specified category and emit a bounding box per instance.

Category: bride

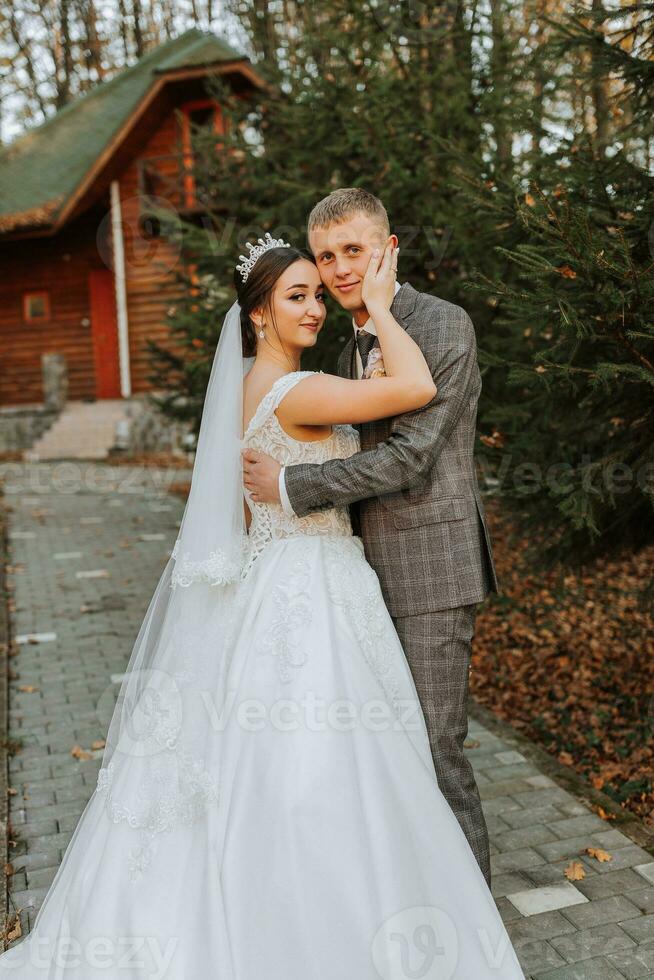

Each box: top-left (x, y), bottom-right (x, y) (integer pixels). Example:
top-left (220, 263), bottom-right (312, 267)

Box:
top-left (0, 235), bottom-right (525, 979)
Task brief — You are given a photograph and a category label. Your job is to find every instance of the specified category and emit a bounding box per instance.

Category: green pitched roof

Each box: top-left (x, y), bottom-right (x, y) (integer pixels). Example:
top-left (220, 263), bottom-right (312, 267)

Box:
top-left (0, 29), bottom-right (249, 234)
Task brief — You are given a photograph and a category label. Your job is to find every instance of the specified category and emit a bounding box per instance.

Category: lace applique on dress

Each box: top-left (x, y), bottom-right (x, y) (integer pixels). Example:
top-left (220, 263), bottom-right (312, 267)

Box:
top-left (257, 538), bottom-right (313, 682)
top-left (322, 536), bottom-right (404, 718)
top-left (97, 750), bottom-right (219, 881)
top-left (95, 668), bottom-right (219, 881)
top-left (170, 538), bottom-right (247, 588)
top-left (241, 370), bottom-right (360, 577)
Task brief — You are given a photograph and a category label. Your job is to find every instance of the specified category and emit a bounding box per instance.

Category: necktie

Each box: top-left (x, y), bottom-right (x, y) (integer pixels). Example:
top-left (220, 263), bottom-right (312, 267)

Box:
top-left (355, 329), bottom-right (378, 377)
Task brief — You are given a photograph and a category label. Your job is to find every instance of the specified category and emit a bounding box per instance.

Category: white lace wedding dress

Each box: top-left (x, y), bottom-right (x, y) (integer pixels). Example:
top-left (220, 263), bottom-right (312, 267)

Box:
top-left (0, 371), bottom-right (525, 979)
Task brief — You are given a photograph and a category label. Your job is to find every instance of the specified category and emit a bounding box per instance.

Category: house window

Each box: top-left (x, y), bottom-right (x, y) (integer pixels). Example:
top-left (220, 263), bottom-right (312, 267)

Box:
top-left (23, 291), bottom-right (50, 323)
top-left (181, 100), bottom-right (223, 209)
top-left (181, 100), bottom-right (222, 157)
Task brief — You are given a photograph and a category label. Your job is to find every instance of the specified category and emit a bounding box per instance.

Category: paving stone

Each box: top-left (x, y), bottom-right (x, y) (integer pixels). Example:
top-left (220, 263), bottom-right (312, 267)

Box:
top-left (8, 871), bottom-right (27, 892)
top-left (582, 847), bottom-right (654, 876)
top-left (550, 922), bottom-right (637, 963)
top-left (16, 632), bottom-right (57, 644)
top-left (537, 836), bottom-right (608, 863)
top-left (19, 819), bottom-right (59, 839)
top-left (494, 825), bottom-right (559, 853)
top-left (504, 805), bottom-right (567, 830)
top-left (9, 757), bottom-right (51, 789)
top-left (32, 773), bottom-right (85, 793)
top-left (562, 895), bottom-right (643, 930)
top-left (491, 847), bottom-right (548, 873)
top-left (8, 886), bottom-right (50, 909)
top-left (533, 957), bottom-right (633, 979)
top-left (515, 939), bottom-right (567, 974)
top-left (576, 869), bottom-right (650, 901)
top-left (26, 866), bottom-right (58, 890)
top-left (507, 883), bottom-right (588, 917)
top-left (9, 851), bottom-right (61, 872)
top-left (54, 786), bottom-right (92, 805)
top-left (56, 811), bottom-right (85, 832)
top-left (482, 794), bottom-right (523, 817)
top-left (18, 789), bottom-right (55, 807)
top-left (480, 778), bottom-right (536, 799)
top-left (593, 829), bottom-right (640, 849)
top-left (635, 865), bottom-right (654, 887)
top-left (507, 910), bottom-right (579, 944)
top-left (486, 813), bottom-right (512, 835)
top-left (523, 860), bottom-right (598, 888)
top-left (27, 832), bottom-right (73, 851)
top-left (620, 915), bottom-right (654, 945)
top-left (491, 871), bottom-right (533, 898)
top-left (495, 750), bottom-right (528, 765)
top-left (548, 815), bottom-right (610, 839)
top-left (627, 888), bottom-right (654, 916)
top-left (496, 894), bottom-right (524, 923)
top-left (608, 946), bottom-right (654, 978)
top-left (525, 774), bottom-right (557, 789)
top-left (513, 787), bottom-right (572, 809)
top-left (484, 762), bottom-right (537, 782)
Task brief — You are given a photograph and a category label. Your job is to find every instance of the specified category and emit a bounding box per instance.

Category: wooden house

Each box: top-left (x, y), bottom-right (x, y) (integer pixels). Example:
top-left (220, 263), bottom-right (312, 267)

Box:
top-left (0, 29), bottom-right (263, 409)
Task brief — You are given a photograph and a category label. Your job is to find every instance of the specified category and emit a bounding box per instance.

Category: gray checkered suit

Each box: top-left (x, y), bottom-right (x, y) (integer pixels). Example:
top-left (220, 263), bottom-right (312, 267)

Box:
top-left (284, 282), bottom-right (498, 884)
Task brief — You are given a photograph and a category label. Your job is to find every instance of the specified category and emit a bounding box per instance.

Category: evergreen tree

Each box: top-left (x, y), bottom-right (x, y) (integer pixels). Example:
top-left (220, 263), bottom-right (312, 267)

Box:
top-left (148, 0), bottom-right (525, 427)
top-left (455, 1), bottom-right (654, 560)
top-left (146, 1), bottom-right (654, 561)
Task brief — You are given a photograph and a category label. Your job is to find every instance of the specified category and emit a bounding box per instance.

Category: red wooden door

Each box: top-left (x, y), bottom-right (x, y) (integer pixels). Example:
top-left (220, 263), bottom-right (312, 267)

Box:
top-left (89, 269), bottom-right (122, 399)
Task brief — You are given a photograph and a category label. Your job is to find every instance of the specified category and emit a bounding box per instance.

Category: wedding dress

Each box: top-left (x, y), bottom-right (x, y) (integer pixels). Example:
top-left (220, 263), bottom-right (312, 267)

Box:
top-left (0, 364), bottom-right (525, 979)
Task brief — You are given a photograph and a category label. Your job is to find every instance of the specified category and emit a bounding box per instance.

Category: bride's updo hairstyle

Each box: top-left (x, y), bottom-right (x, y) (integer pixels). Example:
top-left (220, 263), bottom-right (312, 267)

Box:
top-left (234, 244), bottom-right (312, 357)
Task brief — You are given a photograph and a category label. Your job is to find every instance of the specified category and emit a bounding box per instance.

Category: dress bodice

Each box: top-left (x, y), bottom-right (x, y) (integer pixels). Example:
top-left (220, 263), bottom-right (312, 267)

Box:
top-left (242, 370), bottom-right (360, 576)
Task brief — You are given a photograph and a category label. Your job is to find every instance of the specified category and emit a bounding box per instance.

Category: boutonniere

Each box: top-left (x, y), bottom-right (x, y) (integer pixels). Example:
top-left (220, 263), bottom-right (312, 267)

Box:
top-left (364, 346), bottom-right (386, 379)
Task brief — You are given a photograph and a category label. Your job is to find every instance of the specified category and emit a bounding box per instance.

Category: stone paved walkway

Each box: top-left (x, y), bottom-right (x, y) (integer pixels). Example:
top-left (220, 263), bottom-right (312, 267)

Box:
top-left (2, 461), bottom-right (654, 978)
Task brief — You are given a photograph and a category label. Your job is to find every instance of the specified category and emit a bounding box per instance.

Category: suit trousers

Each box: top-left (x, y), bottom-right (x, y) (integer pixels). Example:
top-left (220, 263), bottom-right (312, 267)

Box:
top-left (392, 603), bottom-right (491, 886)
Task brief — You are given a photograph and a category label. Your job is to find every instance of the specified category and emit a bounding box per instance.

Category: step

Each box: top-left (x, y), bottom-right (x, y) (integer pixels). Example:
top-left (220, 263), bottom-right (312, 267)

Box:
top-left (28, 400), bottom-right (129, 461)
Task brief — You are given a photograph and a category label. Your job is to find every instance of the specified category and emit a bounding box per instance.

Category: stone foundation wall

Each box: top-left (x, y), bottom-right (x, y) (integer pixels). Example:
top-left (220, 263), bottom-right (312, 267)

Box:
top-left (0, 354), bottom-right (67, 453)
top-left (0, 407), bottom-right (58, 453)
top-left (121, 397), bottom-right (194, 456)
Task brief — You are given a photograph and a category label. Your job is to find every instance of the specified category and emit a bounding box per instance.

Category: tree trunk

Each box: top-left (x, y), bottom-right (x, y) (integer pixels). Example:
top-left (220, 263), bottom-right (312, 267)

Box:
top-left (591, 0), bottom-right (610, 153)
top-left (489, 0), bottom-right (513, 175)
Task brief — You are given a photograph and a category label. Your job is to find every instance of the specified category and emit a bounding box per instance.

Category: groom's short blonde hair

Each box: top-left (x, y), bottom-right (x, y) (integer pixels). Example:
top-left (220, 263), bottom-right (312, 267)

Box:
top-left (308, 188), bottom-right (390, 236)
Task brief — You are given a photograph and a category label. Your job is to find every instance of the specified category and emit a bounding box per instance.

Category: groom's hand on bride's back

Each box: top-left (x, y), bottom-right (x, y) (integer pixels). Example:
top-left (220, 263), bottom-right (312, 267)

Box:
top-left (242, 449), bottom-right (282, 504)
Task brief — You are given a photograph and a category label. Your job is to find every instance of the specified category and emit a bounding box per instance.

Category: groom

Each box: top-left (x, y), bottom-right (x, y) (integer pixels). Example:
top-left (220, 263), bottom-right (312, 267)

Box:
top-left (242, 188), bottom-right (499, 886)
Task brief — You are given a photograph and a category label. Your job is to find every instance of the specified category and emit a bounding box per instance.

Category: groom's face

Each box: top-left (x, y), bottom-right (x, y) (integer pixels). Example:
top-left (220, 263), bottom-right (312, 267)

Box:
top-left (309, 213), bottom-right (393, 314)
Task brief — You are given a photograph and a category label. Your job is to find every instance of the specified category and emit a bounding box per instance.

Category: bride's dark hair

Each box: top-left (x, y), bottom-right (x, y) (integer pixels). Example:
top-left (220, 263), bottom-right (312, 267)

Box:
top-left (234, 245), bottom-right (313, 358)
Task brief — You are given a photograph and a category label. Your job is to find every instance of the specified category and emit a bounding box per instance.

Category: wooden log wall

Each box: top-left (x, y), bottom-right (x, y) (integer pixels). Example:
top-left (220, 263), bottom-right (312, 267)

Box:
top-left (118, 111), bottom-right (187, 395)
top-left (0, 211), bottom-right (103, 405)
top-left (0, 99), bottom-right (218, 406)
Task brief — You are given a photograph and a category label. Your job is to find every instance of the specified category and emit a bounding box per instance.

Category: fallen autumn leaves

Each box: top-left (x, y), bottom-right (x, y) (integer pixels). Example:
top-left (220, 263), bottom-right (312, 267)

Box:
top-left (471, 499), bottom-right (654, 829)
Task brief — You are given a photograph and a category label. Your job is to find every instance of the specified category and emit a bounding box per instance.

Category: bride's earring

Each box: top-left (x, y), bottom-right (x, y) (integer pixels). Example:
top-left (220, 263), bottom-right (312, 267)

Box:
top-left (258, 327), bottom-right (265, 339)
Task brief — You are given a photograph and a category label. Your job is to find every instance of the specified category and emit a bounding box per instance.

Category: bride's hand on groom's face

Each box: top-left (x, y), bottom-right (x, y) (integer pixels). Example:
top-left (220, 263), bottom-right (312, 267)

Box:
top-left (360, 241), bottom-right (398, 313)
top-left (241, 449), bottom-right (282, 504)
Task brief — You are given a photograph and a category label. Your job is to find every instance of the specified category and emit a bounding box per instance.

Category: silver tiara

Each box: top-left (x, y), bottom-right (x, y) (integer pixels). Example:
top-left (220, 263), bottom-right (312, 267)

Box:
top-left (236, 232), bottom-right (291, 283)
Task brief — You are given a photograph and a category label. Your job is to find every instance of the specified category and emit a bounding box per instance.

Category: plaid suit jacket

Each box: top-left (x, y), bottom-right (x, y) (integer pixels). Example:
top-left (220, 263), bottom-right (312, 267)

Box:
top-left (283, 282), bottom-right (500, 617)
